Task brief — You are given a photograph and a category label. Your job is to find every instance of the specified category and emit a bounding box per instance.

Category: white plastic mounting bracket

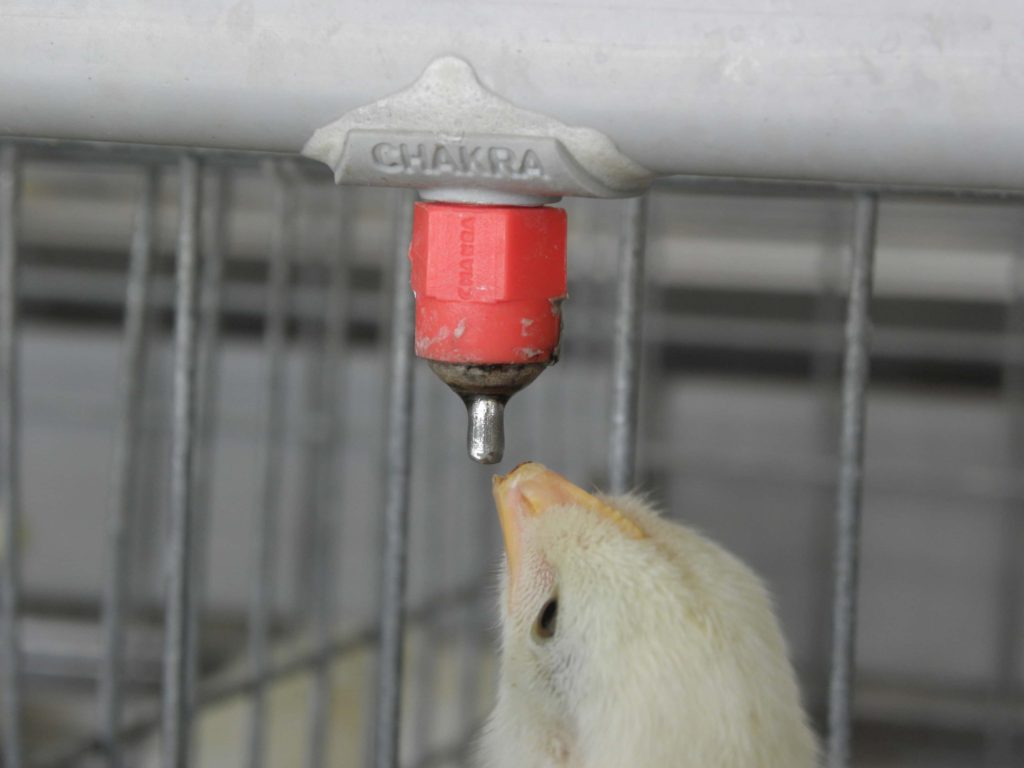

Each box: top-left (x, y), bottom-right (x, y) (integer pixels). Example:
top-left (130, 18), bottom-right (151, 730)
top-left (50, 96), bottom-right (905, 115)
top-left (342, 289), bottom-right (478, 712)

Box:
top-left (302, 56), bottom-right (653, 205)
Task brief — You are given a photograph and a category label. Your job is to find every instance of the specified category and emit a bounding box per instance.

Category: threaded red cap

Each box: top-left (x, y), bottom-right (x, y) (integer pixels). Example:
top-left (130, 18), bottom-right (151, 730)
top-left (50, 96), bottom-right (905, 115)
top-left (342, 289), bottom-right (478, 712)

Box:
top-left (409, 202), bottom-right (567, 365)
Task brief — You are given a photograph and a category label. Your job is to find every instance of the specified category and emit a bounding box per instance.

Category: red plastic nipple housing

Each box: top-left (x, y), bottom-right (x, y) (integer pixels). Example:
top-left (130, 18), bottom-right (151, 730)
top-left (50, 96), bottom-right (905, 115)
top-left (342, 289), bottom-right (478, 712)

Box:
top-left (409, 201), bottom-right (568, 463)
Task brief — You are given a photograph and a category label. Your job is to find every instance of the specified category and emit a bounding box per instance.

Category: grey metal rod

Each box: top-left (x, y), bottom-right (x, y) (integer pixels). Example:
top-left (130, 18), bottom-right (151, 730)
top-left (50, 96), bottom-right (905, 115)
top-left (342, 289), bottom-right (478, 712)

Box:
top-left (245, 163), bottom-right (293, 768)
top-left (186, 166), bottom-right (228, 753)
top-left (293, 256), bottom-right (326, 621)
top-left (456, 415), bottom-right (492, 734)
top-left (98, 166), bottom-right (158, 768)
top-left (810, 210), bottom-right (846, 710)
top-left (826, 193), bottom-right (879, 768)
top-left (128, 318), bottom-right (171, 615)
top-left (412, 382), bottom-right (450, 758)
top-left (456, 602), bottom-right (487, 736)
top-left (0, 143), bottom-right (24, 768)
top-left (32, 582), bottom-right (485, 768)
top-left (161, 154), bottom-right (203, 768)
top-left (10, 137), bottom-right (1024, 203)
top-left (306, 187), bottom-right (350, 768)
top-left (608, 194), bottom-right (649, 495)
top-left (373, 191), bottom-right (416, 768)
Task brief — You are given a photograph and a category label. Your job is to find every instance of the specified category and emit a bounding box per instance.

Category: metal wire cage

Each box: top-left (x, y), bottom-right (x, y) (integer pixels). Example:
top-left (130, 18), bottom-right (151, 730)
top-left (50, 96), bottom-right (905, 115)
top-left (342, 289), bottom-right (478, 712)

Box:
top-left (1, 138), bottom-right (1023, 768)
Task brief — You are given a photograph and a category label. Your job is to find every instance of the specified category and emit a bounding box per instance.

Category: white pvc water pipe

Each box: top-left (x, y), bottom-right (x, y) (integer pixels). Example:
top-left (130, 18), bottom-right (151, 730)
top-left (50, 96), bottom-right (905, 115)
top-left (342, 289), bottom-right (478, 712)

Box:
top-left (1, 0), bottom-right (1023, 191)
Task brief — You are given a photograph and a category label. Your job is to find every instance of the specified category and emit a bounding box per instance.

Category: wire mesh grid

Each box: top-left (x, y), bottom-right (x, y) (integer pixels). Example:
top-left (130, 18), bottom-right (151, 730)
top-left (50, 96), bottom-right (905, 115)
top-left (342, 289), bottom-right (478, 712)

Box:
top-left (0, 140), bottom-right (1022, 767)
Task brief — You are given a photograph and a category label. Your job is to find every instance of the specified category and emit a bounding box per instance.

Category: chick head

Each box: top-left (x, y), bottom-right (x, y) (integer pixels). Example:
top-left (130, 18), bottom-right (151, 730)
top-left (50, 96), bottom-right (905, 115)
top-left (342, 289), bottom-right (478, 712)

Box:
top-left (481, 462), bottom-right (816, 768)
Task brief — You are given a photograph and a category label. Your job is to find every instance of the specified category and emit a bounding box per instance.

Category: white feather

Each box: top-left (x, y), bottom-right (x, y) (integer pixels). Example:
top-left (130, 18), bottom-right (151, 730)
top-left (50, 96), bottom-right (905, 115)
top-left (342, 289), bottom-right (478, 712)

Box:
top-left (479, 490), bottom-right (818, 768)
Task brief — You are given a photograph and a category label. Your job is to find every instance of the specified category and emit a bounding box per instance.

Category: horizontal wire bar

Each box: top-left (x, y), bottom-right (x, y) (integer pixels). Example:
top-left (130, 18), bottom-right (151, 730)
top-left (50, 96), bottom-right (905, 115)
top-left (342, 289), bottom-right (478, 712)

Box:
top-left (17, 258), bottom-right (1024, 370)
top-left (9, 137), bottom-right (1024, 202)
top-left (5, 138), bottom-right (295, 170)
top-left (658, 174), bottom-right (1024, 202)
top-left (30, 582), bottom-right (485, 768)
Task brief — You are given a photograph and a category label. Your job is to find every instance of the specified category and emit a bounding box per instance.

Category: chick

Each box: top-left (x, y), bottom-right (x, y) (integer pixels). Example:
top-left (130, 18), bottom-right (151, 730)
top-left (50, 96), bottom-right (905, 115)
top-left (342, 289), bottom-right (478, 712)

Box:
top-left (481, 462), bottom-right (817, 768)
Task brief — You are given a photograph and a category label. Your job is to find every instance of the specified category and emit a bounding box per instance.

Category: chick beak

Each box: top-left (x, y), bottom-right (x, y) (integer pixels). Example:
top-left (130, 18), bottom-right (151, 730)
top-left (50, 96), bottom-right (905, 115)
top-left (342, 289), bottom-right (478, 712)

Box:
top-left (492, 462), bottom-right (646, 595)
top-left (492, 462), bottom-right (567, 595)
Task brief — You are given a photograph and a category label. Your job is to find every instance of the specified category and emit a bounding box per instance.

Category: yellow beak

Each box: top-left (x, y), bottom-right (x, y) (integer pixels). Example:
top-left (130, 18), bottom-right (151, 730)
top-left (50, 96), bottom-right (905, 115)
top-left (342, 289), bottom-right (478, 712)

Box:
top-left (492, 462), bottom-right (645, 594)
top-left (492, 463), bottom-right (548, 592)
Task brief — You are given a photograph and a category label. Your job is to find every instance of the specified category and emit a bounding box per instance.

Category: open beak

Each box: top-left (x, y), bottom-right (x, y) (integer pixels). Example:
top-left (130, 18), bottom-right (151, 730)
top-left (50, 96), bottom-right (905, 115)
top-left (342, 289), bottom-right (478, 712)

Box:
top-left (492, 462), bottom-right (645, 593)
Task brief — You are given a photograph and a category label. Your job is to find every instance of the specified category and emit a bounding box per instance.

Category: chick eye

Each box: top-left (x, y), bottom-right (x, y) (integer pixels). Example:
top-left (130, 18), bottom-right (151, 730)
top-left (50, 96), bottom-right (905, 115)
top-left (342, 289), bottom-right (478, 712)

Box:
top-left (534, 597), bottom-right (558, 640)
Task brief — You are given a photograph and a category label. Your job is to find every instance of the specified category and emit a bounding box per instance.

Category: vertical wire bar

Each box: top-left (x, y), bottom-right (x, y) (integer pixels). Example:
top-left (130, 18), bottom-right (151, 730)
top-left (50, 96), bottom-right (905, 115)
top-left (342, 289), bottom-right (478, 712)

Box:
top-left (306, 187), bottom-right (350, 768)
top-left (455, 413), bottom-right (483, 732)
top-left (455, 470), bottom-right (489, 742)
top-left (986, 228), bottom-right (1024, 767)
top-left (245, 163), bottom-right (293, 768)
top-left (161, 154), bottom-right (203, 768)
top-left (294, 244), bottom-right (327, 623)
top-left (569, 203), bottom-right (606, 481)
top-left (636, 255), bottom-right (669, 511)
top-left (131, 320), bottom-right (170, 611)
top-left (0, 143), bottom-right (23, 768)
top-left (373, 192), bottom-right (416, 768)
top-left (810, 207), bottom-right (846, 709)
top-left (557, 205), bottom-right (589, 488)
top-left (825, 193), bottom-right (879, 768)
top-left (412, 384), bottom-right (449, 759)
top-left (186, 166), bottom-right (228, 746)
top-left (608, 194), bottom-right (649, 495)
top-left (98, 166), bottom-right (159, 768)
